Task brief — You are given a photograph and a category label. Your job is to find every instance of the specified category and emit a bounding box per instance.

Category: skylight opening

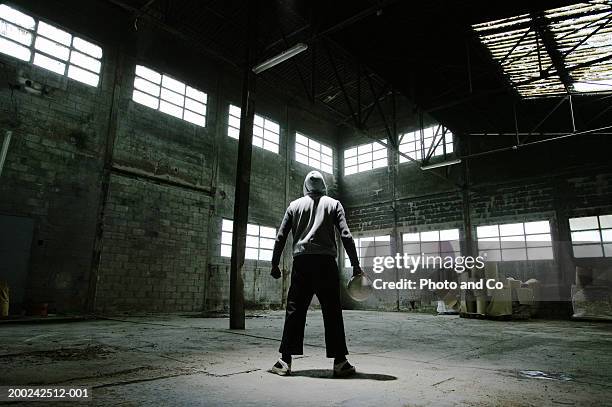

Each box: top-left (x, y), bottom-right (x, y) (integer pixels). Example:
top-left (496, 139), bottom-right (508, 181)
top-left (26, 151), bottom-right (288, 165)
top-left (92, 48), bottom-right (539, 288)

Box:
top-left (473, 1), bottom-right (612, 97)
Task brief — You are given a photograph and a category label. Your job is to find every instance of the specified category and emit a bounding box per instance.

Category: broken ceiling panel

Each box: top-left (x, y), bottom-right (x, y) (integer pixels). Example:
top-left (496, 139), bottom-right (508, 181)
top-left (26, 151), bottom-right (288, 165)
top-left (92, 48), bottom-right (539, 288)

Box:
top-left (547, 1), bottom-right (612, 93)
top-left (473, 1), bottom-right (612, 97)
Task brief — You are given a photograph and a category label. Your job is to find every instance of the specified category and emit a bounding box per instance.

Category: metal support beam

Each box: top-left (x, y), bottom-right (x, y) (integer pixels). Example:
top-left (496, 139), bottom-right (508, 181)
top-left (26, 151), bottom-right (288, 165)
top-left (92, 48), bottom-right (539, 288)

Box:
top-left (107, 0), bottom-right (239, 70)
top-left (353, 123), bottom-right (461, 189)
top-left (529, 95), bottom-right (569, 135)
top-left (391, 88), bottom-right (397, 147)
top-left (310, 42), bottom-right (316, 104)
top-left (532, 12), bottom-right (572, 90)
top-left (363, 87), bottom-right (390, 125)
top-left (87, 45), bottom-right (125, 313)
top-left (336, 82), bottom-right (389, 127)
top-left (357, 64), bottom-right (362, 125)
top-left (262, 0), bottom-right (400, 53)
top-left (513, 103), bottom-right (520, 145)
top-left (461, 125), bottom-right (612, 159)
top-left (229, 0), bottom-right (258, 330)
top-left (419, 112), bottom-right (425, 160)
top-left (468, 131), bottom-right (612, 136)
top-left (424, 125), bottom-right (444, 163)
top-left (561, 15), bottom-right (612, 59)
top-left (569, 94), bottom-right (576, 132)
top-left (461, 140), bottom-right (474, 258)
top-left (500, 26), bottom-right (532, 66)
top-left (501, 10), bottom-right (612, 70)
top-left (466, 40), bottom-right (473, 94)
top-left (586, 101), bottom-right (612, 126)
top-left (552, 179), bottom-right (575, 290)
top-left (429, 12), bottom-right (612, 115)
top-left (365, 72), bottom-right (393, 143)
top-left (462, 185), bottom-right (474, 257)
top-left (315, 74), bottom-right (375, 98)
top-left (426, 47), bottom-right (612, 113)
top-left (326, 43), bottom-right (359, 127)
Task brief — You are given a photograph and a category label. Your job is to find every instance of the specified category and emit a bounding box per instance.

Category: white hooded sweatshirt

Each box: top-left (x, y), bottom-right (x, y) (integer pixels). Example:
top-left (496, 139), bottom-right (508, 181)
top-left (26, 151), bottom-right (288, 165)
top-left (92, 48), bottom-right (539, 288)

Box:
top-left (271, 171), bottom-right (359, 267)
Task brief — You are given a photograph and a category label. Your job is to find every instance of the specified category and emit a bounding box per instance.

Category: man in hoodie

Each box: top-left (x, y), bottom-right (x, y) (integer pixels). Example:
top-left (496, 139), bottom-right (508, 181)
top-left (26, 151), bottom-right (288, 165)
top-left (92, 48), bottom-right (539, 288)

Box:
top-left (269, 170), bottom-right (362, 377)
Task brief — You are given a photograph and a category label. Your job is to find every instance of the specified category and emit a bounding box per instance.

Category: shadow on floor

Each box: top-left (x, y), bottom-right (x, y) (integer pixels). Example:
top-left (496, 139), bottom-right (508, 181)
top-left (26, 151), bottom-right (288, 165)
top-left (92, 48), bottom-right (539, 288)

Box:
top-left (290, 370), bottom-right (397, 380)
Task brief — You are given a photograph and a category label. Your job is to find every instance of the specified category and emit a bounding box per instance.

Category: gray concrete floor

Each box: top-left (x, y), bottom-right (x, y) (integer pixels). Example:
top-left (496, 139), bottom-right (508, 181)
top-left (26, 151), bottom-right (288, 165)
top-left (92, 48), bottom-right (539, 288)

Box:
top-left (1, 311), bottom-right (611, 406)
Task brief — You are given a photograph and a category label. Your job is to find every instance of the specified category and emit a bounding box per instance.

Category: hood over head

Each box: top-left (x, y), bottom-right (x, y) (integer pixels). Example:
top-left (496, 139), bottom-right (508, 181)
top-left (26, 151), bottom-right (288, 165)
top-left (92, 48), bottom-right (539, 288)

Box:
top-left (303, 170), bottom-right (327, 197)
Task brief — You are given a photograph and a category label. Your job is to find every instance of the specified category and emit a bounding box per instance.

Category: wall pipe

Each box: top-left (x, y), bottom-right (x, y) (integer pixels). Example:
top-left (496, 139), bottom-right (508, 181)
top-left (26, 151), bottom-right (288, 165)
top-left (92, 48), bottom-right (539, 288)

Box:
top-left (0, 131), bottom-right (13, 178)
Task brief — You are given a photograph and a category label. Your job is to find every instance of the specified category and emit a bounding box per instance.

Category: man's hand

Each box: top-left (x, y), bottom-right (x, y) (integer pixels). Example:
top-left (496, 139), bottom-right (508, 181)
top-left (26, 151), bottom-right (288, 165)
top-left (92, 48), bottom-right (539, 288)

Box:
top-left (271, 265), bottom-right (281, 279)
top-left (352, 265), bottom-right (363, 277)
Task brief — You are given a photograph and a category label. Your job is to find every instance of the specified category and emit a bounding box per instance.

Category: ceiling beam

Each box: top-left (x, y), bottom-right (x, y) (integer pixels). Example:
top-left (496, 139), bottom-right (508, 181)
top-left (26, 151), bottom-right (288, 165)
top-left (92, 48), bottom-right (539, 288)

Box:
top-left (262, 0), bottom-right (401, 53)
top-left (531, 12), bottom-right (572, 91)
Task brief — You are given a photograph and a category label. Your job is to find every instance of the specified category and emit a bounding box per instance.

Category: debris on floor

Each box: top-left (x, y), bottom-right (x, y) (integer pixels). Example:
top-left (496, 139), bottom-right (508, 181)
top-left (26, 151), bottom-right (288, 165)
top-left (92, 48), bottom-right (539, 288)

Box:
top-left (518, 370), bottom-right (573, 381)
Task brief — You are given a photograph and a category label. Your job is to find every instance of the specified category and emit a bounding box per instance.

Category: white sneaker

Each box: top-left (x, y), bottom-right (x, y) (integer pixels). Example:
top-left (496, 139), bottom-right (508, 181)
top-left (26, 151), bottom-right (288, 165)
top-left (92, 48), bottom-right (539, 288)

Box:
top-left (269, 358), bottom-right (291, 376)
top-left (333, 359), bottom-right (356, 377)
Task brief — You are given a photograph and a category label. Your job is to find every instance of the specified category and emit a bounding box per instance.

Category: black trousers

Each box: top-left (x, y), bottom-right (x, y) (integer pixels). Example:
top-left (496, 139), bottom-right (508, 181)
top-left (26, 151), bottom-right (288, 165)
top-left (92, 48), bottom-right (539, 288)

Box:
top-left (279, 254), bottom-right (349, 358)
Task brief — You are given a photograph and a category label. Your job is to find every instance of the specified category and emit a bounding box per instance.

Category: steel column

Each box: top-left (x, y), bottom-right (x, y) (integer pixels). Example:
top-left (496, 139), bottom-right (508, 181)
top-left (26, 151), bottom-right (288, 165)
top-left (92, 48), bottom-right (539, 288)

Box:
top-left (229, 0), bottom-right (258, 330)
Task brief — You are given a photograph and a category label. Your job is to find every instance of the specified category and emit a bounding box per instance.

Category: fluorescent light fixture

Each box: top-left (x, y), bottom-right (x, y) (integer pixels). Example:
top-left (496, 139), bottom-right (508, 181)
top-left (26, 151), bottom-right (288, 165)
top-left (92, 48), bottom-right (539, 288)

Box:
top-left (421, 158), bottom-right (461, 170)
top-left (252, 43), bottom-right (308, 74)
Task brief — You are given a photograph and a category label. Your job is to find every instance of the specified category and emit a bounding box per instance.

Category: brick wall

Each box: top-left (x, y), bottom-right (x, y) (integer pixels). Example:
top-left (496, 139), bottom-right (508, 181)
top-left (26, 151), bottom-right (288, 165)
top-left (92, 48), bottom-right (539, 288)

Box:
top-left (95, 174), bottom-right (210, 312)
top-left (0, 1), bottom-right (342, 314)
top-left (0, 48), bottom-right (113, 312)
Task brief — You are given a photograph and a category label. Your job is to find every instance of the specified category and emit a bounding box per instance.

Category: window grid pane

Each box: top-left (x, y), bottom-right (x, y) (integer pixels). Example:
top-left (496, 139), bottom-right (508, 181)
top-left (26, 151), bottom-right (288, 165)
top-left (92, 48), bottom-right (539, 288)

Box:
top-left (344, 141), bottom-right (387, 175)
top-left (0, 5), bottom-right (103, 87)
top-left (227, 105), bottom-right (279, 154)
top-left (476, 220), bottom-right (553, 261)
top-left (401, 229), bottom-right (461, 259)
top-left (295, 132), bottom-right (334, 174)
top-left (132, 65), bottom-right (207, 127)
top-left (399, 126), bottom-right (454, 163)
top-left (220, 218), bottom-right (277, 261)
top-left (345, 235), bottom-right (391, 268)
top-left (569, 214), bottom-right (612, 258)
